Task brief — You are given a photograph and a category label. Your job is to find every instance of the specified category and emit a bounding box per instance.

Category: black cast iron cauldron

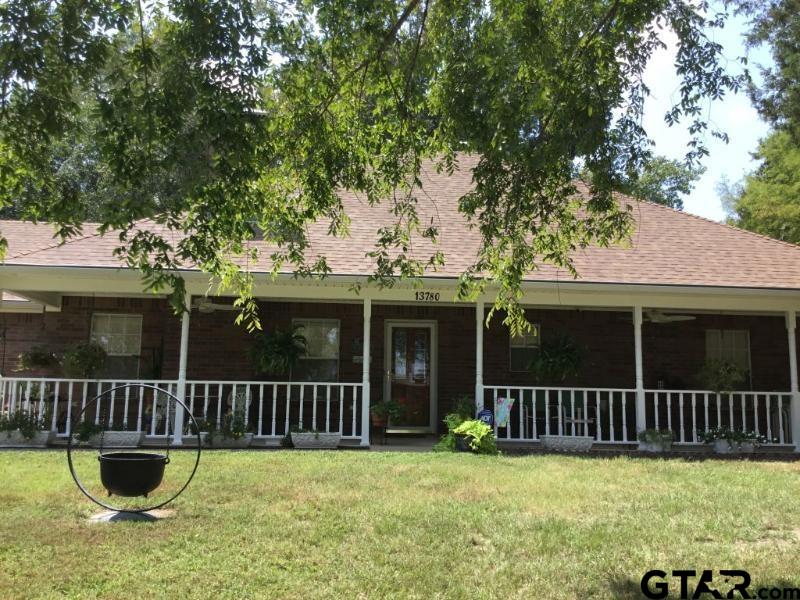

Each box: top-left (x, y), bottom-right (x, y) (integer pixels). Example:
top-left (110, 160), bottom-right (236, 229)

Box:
top-left (67, 383), bottom-right (201, 513)
top-left (98, 452), bottom-right (170, 497)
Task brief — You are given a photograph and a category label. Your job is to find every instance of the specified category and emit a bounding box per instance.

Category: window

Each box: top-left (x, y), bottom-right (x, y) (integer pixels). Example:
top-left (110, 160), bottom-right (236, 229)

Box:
top-left (509, 325), bottom-right (541, 372)
top-left (90, 314), bottom-right (143, 378)
top-left (293, 319), bottom-right (340, 382)
top-left (705, 329), bottom-right (751, 373)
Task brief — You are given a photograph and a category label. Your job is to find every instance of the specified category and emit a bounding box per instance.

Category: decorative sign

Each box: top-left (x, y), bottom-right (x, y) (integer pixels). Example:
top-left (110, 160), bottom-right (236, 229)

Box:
top-left (477, 408), bottom-right (494, 427)
top-left (414, 291), bottom-right (441, 302)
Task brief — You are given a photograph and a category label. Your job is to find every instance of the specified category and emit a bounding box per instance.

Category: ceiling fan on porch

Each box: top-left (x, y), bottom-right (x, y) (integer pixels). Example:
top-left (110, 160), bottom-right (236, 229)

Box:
top-left (643, 310), bottom-right (696, 324)
top-left (193, 298), bottom-right (239, 313)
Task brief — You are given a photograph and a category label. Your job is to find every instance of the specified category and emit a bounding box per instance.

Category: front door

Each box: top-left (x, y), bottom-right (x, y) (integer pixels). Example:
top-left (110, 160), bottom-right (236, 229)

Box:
top-left (385, 323), bottom-right (436, 430)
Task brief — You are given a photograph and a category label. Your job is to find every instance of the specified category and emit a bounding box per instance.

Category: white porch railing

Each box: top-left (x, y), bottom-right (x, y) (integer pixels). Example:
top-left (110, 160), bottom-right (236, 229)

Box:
top-left (644, 389), bottom-right (794, 446)
top-left (0, 377), bottom-right (364, 441)
top-left (484, 385), bottom-right (794, 446)
top-left (185, 380), bottom-right (364, 440)
top-left (483, 386), bottom-right (638, 443)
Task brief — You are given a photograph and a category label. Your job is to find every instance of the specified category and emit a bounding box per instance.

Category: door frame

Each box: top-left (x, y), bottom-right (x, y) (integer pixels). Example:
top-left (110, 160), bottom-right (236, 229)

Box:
top-left (383, 319), bottom-right (438, 432)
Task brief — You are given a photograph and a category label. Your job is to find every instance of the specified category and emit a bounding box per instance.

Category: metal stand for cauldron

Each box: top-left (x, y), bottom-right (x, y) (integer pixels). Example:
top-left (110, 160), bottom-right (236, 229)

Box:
top-left (67, 384), bottom-right (201, 515)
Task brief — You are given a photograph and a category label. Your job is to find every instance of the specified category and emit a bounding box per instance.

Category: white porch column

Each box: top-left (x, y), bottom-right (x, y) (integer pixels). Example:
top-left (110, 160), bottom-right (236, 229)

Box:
top-left (360, 298), bottom-right (371, 447)
top-left (786, 310), bottom-right (800, 451)
top-left (172, 291), bottom-right (191, 446)
top-left (633, 305), bottom-right (646, 434)
top-left (475, 302), bottom-right (484, 413)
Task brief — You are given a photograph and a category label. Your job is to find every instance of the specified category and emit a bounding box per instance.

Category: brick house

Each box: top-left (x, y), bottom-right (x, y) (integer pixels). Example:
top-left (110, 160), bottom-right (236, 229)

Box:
top-left (2, 158), bottom-right (800, 450)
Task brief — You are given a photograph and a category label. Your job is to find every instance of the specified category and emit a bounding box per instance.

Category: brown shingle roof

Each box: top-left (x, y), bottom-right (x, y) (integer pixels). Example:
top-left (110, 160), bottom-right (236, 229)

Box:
top-left (3, 156), bottom-right (800, 290)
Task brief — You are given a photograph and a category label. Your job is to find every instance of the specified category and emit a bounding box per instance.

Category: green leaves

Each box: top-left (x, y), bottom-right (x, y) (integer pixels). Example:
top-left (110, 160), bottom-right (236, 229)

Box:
top-left (0, 0), bottom-right (743, 332)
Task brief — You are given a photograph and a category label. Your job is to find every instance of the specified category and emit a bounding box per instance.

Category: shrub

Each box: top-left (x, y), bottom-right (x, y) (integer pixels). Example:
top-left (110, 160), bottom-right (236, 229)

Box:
top-left (453, 419), bottom-right (498, 455)
top-left (435, 413), bottom-right (498, 455)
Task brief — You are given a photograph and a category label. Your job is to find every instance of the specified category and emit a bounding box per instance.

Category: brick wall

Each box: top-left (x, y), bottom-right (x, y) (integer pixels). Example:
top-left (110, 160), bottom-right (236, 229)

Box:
top-left (1, 296), bottom-right (795, 424)
top-left (0, 296), bottom-right (171, 377)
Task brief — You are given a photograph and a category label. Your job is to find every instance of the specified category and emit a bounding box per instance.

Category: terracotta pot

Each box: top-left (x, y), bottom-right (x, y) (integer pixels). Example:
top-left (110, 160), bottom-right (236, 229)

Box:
top-left (370, 414), bottom-right (388, 428)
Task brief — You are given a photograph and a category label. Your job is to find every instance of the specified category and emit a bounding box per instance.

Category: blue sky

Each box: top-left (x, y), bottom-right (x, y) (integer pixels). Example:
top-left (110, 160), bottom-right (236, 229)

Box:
top-left (642, 10), bottom-right (772, 221)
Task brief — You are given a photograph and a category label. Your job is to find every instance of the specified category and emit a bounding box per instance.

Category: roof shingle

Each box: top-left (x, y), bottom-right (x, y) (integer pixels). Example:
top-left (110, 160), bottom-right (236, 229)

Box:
top-left (3, 156), bottom-right (800, 290)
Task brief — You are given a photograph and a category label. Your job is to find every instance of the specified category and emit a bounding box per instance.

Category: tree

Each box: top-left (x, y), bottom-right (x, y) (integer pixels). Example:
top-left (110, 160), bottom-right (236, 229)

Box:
top-left (737, 0), bottom-right (800, 138)
top-left (722, 131), bottom-right (800, 243)
top-left (0, 1), bottom-right (745, 333)
top-left (720, 0), bottom-right (800, 243)
top-left (584, 155), bottom-right (705, 209)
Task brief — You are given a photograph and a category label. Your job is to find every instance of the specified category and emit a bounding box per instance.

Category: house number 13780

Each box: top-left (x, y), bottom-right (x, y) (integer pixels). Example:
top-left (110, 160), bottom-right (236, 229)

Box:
top-left (414, 291), bottom-right (440, 302)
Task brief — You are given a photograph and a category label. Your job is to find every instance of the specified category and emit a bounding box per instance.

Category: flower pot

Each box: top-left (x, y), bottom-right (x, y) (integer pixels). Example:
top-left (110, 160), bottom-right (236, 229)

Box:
top-left (90, 431), bottom-right (145, 448)
top-left (370, 414), bottom-right (388, 428)
top-left (541, 435), bottom-right (593, 453)
top-left (639, 440), bottom-right (672, 453)
top-left (738, 441), bottom-right (756, 454)
top-left (291, 432), bottom-right (341, 449)
top-left (0, 430), bottom-right (53, 448)
top-left (212, 433), bottom-right (253, 448)
top-left (454, 433), bottom-right (472, 452)
top-left (712, 439), bottom-right (733, 454)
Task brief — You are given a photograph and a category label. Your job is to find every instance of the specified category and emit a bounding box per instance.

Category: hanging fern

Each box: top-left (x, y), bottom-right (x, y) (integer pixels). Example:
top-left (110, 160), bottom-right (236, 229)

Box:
top-left (251, 325), bottom-right (307, 378)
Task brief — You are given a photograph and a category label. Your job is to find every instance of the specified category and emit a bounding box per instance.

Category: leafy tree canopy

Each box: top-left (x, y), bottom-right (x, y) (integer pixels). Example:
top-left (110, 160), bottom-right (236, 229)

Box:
top-left (737, 0), bottom-right (800, 138)
top-left (721, 131), bottom-right (800, 243)
top-left (721, 0), bottom-right (800, 244)
top-left (0, 0), bottom-right (744, 333)
top-left (583, 155), bottom-right (704, 209)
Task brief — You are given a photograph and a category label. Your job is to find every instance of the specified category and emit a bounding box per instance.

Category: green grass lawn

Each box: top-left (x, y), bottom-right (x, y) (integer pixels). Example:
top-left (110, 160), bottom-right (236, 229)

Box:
top-left (1, 451), bottom-right (799, 599)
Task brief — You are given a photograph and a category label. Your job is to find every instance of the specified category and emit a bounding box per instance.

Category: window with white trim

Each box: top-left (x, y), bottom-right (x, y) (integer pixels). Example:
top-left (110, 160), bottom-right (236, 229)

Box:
top-left (292, 319), bottom-right (340, 382)
top-left (90, 314), bottom-right (143, 378)
top-left (509, 325), bottom-right (541, 372)
top-left (705, 329), bottom-right (751, 373)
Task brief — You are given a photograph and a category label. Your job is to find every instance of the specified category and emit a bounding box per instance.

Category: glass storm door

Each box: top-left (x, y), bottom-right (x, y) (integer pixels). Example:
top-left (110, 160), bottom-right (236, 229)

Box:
top-left (389, 326), bottom-right (432, 428)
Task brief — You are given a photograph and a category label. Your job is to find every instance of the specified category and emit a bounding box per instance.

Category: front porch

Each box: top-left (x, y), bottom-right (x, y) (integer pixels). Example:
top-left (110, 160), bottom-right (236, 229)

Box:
top-left (1, 290), bottom-right (799, 451)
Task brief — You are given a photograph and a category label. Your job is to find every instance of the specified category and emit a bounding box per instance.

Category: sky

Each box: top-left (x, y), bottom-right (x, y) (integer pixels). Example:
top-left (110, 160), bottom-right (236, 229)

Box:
top-left (642, 9), bottom-right (772, 221)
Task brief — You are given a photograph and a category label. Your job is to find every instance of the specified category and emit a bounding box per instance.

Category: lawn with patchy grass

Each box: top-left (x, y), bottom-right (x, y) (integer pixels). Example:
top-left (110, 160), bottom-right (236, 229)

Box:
top-left (0, 451), bottom-right (798, 599)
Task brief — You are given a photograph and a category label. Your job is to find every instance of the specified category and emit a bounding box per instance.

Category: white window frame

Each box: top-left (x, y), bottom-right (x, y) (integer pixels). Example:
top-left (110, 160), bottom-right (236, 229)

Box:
top-left (292, 318), bottom-right (341, 382)
top-left (90, 313), bottom-right (143, 357)
top-left (509, 324), bottom-right (541, 373)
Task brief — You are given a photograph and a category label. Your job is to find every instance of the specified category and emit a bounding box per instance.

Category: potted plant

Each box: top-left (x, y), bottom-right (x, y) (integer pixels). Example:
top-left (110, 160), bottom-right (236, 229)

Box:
top-left (637, 429), bottom-right (674, 453)
top-left (701, 427), bottom-right (737, 454)
top-left (208, 407), bottom-right (253, 448)
top-left (734, 430), bottom-right (763, 454)
top-left (0, 409), bottom-right (53, 447)
top-left (251, 325), bottom-right (307, 378)
top-left (71, 420), bottom-right (104, 446)
top-left (290, 427), bottom-right (341, 449)
top-left (529, 333), bottom-right (583, 384)
top-left (697, 360), bottom-right (746, 394)
top-left (17, 346), bottom-right (60, 375)
top-left (62, 342), bottom-right (107, 378)
top-left (185, 418), bottom-right (215, 446)
top-left (452, 419), bottom-right (498, 454)
top-left (369, 400), bottom-right (403, 428)
top-left (434, 413), bottom-right (498, 455)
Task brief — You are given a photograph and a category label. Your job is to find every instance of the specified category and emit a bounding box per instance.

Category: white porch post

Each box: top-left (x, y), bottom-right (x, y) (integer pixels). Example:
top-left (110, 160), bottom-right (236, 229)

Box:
top-left (360, 298), bottom-right (371, 447)
top-left (172, 291), bottom-right (191, 446)
top-left (634, 305), bottom-right (646, 434)
top-left (475, 302), bottom-right (484, 413)
top-left (786, 310), bottom-right (800, 451)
